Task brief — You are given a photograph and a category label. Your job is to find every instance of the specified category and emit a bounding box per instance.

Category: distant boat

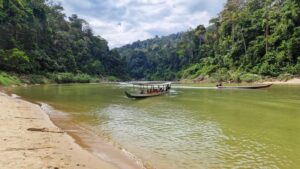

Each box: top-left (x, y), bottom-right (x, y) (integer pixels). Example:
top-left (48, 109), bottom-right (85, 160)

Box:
top-left (124, 82), bottom-right (171, 99)
top-left (217, 83), bottom-right (272, 89)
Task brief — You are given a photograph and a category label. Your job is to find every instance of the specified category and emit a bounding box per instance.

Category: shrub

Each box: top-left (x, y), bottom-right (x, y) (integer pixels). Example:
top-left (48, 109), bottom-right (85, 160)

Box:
top-left (210, 68), bottom-right (230, 82)
top-left (228, 71), bottom-right (242, 83)
top-left (24, 75), bottom-right (49, 84)
top-left (278, 73), bottom-right (293, 81)
top-left (0, 48), bottom-right (30, 73)
top-left (286, 63), bottom-right (300, 75)
top-left (74, 74), bottom-right (92, 83)
top-left (181, 64), bottom-right (200, 79)
top-left (55, 73), bottom-right (74, 83)
top-left (240, 73), bottom-right (261, 82)
top-left (47, 73), bottom-right (95, 84)
top-left (0, 72), bottom-right (21, 86)
top-left (107, 76), bottom-right (118, 82)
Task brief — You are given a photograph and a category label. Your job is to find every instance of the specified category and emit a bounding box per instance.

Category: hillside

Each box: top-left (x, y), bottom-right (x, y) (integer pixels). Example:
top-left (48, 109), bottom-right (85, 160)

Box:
top-left (117, 33), bottom-right (185, 80)
top-left (0, 0), bottom-right (127, 84)
top-left (118, 0), bottom-right (300, 82)
top-left (1, 0), bottom-right (300, 84)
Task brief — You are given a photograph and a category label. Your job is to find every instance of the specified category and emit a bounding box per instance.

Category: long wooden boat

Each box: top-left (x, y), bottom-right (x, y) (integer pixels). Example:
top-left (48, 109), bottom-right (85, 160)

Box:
top-left (124, 81), bottom-right (171, 99)
top-left (217, 84), bottom-right (272, 89)
top-left (125, 91), bottom-right (168, 99)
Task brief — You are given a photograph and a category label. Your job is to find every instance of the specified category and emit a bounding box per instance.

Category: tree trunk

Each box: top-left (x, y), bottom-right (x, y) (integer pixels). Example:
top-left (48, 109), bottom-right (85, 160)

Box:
top-left (241, 30), bottom-right (247, 55)
top-left (265, 23), bottom-right (269, 54)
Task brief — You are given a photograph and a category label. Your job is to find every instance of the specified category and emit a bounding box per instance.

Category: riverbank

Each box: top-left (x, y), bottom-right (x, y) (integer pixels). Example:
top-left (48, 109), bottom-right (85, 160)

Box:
top-left (0, 92), bottom-right (120, 169)
top-left (263, 78), bottom-right (300, 84)
top-left (0, 71), bottom-right (122, 86)
top-left (178, 78), bottom-right (300, 86)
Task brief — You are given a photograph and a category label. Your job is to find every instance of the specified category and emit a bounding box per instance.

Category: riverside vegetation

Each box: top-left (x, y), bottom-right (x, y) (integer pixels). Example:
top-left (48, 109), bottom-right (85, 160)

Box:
top-left (117, 0), bottom-right (300, 82)
top-left (0, 0), bottom-right (127, 85)
top-left (1, 0), bottom-right (300, 85)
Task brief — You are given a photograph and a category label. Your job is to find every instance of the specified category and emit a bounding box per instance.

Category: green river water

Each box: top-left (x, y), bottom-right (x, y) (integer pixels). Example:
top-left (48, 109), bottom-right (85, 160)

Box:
top-left (13, 84), bottom-right (300, 169)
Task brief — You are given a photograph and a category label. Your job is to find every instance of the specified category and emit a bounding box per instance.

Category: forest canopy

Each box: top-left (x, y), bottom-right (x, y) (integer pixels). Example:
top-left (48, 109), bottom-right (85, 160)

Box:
top-left (1, 0), bottom-right (300, 83)
top-left (118, 0), bottom-right (300, 82)
top-left (0, 0), bottom-right (127, 82)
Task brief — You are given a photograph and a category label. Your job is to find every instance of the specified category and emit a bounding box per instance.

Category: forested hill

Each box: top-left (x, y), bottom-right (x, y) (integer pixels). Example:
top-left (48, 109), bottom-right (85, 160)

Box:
top-left (1, 0), bottom-right (300, 84)
top-left (0, 0), bottom-right (127, 83)
top-left (117, 33), bottom-right (185, 80)
top-left (118, 0), bottom-right (300, 82)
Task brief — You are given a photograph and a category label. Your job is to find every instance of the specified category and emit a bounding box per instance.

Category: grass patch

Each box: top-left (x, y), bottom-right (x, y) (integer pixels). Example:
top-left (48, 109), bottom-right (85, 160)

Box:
top-left (0, 72), bottom-right (21, 86)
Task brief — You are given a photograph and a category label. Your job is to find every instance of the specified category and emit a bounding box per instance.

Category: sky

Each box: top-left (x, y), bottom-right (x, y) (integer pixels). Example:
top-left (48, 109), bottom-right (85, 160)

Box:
top-left (53, 0), bottom-right (226, 48)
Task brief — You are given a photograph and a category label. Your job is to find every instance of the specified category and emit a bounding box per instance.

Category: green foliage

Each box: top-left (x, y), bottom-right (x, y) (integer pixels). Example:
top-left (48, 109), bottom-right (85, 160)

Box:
top-left (117, 33), bottom-right (184, 80)
top-left (0, 0), bottom-right (127, 80)
top-left (1, 0), bottom-right (299, 82)
top-left (228, 71), bottom-right (243, 83)
top-left (118, 0), bottom-right (300, 81)
top-left (181, 64), bottom-right (201, 79)
top-left (49, 73), bottom-right (93, 84)
top-left (278, 73), bottom-right (293, 81)
top-left (107, 76), bottom-right (118, 82)
top-left (210, 68), bottom-right (231, 83)
top-left (74, 73), bottom-right (93, 83)
top-left (0, 71), bottom-right (20, 86)
top-left (0, 48), bottom-right (29, 73)
top-left (240, 73), bottom-right (261, 83)
top-left (21, 75), bottom-right (49, 84)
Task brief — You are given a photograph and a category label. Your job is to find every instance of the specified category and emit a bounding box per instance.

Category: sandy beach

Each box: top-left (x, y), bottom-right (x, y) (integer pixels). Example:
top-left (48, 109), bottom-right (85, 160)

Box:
top-left (263, 78), bottom-right (300, 84)
top-left (0, 92), bottom-right (120, 169)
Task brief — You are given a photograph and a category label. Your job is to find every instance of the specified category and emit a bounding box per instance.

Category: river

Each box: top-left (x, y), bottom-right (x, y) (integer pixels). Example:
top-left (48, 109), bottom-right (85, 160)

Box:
top-left (13, 84), bottom-right (300, 169)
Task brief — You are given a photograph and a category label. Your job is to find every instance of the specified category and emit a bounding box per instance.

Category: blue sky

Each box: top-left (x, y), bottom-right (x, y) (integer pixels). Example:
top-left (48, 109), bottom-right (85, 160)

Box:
top-left (53, 0), bottom-right (226, 48)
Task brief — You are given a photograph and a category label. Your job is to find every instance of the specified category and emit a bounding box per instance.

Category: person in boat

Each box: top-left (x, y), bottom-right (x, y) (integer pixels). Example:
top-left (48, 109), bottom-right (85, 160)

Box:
top-left (166, 84), bottom-right (171, 91)
top-left (140, 89), bottom-right (145, 94)
top-left (216, 82), bottom-right (223, 87)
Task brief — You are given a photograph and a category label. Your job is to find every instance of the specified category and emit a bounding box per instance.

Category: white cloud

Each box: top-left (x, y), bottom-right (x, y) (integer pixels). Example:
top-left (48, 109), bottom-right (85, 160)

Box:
top-left (53, 0), bottom-right (226, 48)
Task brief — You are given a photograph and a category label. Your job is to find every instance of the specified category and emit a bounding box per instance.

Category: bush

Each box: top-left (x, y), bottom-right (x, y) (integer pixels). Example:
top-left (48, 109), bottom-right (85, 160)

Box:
top-left (181, 64), bottom-right (201, 79)
top-left (278, 73), bottom-right (293, 81)
top-left (74, 74), bottom-right (92, 83)
top-left (0, 48), bottom-right (30, 73)
top-left (55, 73), bottom-right (74, 83)
top-left (0, 72), bottom-right (21, 86)
top-left (23, 75), bottom-right (49, 84)
top-left (210, 68), bottom-right (230, 82)
top-left (107, 76), bottom-right (118, 82)
top-left (228, 71), bottom-right (242, 82)
top-left (240, 73), bottom-right (261, 82)
top-left (48, 73), bottom-right (93, 83)
top-left (286, 63), bottom-right (300, 75)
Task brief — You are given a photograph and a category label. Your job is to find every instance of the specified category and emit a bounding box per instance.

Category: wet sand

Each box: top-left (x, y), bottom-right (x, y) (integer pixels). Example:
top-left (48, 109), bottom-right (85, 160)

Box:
top-left (0, 92), bottom-right (140, 169)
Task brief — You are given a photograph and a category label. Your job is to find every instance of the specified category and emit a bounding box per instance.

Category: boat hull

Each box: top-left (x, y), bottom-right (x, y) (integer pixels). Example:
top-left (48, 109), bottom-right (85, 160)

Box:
top-left (217, 84), bottom-right (272, 89)
top-left (125, 91), bottom-right (168, 99)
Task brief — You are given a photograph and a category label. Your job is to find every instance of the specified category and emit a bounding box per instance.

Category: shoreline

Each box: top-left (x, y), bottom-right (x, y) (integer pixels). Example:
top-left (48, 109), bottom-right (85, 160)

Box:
top-left (0, 92), bottom-right (142, 169)
top-left (262, 78), bottom-right (300, 85)
top-left (40, 103), bottom-right (147, 169)
top-left (177, 78), bottom-right (300, 85)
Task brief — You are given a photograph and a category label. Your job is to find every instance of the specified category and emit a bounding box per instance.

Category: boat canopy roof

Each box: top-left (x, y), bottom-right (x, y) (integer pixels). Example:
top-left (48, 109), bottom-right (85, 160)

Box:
top-left (127, 81), bottom-right (171, 86)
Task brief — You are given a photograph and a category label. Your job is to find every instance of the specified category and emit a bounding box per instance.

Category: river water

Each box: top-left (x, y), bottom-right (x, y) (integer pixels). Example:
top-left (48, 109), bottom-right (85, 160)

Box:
top-left (13, 84), bottom-right (300, 169)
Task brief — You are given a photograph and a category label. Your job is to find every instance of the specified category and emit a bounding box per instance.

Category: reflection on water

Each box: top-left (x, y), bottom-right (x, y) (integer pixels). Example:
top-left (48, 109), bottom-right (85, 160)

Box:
top-left (13, 84), bottom-right (300, 169)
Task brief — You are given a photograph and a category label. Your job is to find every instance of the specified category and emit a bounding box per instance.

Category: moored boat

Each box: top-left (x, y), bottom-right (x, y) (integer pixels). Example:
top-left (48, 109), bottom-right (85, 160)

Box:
top-left (217, 83), bottom-right (272, 89)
